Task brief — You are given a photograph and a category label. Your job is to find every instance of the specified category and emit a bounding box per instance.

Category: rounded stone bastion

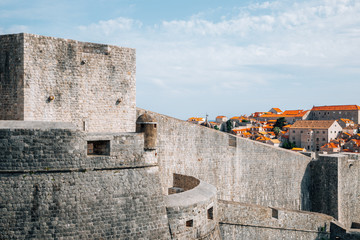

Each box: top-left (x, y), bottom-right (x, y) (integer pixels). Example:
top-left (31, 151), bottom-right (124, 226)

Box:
top-left (0, 120), bottom-right (171, 239)
top-left (165, 173), bottom-right (220, 240)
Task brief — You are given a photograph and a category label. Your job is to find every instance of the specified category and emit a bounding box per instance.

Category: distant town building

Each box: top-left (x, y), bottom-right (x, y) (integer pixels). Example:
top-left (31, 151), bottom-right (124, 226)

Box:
top-left (269, 108), bottom-right (282, 114)
top-left (308, 105), bottom-right (360, 124)
top-left (216, 115), bottom-right (227, 123)
top-left (289, 120), bottom-right (342, 151)
top-left (255, 109), bottom-right (309, 124)
top-left (320, 142), bottom-right (341, 153)
top-left (187, 117), bottom-right (205, 124)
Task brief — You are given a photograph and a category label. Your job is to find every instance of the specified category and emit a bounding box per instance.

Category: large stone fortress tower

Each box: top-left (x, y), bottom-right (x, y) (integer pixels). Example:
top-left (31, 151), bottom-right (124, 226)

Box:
top-left (0, 33), bottom-right (136, 132)
top-left (1, 33), bottom-right (360, 240)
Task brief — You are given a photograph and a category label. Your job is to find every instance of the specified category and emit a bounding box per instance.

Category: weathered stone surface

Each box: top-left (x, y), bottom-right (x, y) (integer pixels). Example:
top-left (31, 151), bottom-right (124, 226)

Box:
top-left (165, 177), bottom-right (218, 240)
top-left (137, 108), bottom-right (312, 211)
top-left (0, 168), bottom-right (170, 240)
top-left (1, 33), bottom-right (136, 133)
top-left (0, 34), bottom-right (24, 120)
top-left (219, 200), bottom-right (333, 240)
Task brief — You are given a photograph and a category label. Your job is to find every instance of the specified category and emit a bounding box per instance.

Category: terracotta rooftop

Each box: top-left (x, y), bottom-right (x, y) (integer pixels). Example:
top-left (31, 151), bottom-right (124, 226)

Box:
top-left (256, 110), bottom-right (309, 119)
top-left (321, 142), bottom-right (339, 149)
top-left (311, 105), bottom-right (360, 111)
top-left (272, 108), bottom-right (282, 112)
top-left (216, 116), bottom-right (226, 118)
top-left (290, 120), bottom-right (337, 129)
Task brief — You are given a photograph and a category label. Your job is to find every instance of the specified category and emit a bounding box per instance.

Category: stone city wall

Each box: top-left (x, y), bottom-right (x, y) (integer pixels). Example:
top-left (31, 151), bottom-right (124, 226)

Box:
top-left (0, 168), bottom-right (170, 240)
top-left (137, 108), bottom-right (312, 211)
top-left (165, 177), bottom-right (219, 240)
top-left (309, 155), bottom-right (340, 219)
top-left (0, 121), bottom-right (170, 239)
top-left (0, 33), bottom-right (137, 132)
top-left (0, 33), bottom-right (24, 120)
top-left (338, 154), bottom-right (360, 229)
top-left (310, 154), bottom-right (360, 229)
top-left (219, 200), bottom-right (333, 240)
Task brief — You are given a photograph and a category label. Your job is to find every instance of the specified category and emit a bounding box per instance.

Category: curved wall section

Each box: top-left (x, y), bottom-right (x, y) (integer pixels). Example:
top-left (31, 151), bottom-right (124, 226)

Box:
top-left (0, 168), bottom-right (170, 239)
top-left (165, 176), bottom-right (220, 240)
top-left (0, 121), bottom-right (86, 171)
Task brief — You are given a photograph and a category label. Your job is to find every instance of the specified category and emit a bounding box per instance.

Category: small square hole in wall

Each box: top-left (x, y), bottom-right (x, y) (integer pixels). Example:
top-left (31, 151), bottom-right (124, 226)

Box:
top-left (186, 220), bottom-right (193, 227)
top-left (271, 208), bottom-right (278, 219)
top-left (351, 222), bottom-right (360, 229)
top-left (87, 140), bottom-right (110, 156)
top-left (207, 207), bottom-right (214, 220)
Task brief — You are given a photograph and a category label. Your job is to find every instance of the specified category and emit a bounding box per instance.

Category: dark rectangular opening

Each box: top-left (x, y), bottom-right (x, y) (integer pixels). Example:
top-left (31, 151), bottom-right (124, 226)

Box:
top-left (272, 208), bottom-right (278, 219)
top-left (186, 220), bottom-right (193, 227)
top-left (87, 140), bottom-right (110, 156)
top-left (351, 222), bottom-right (360, 229)
top-left (207, 207), bottom-right (214, 220)
top-left (229, 135), bottom-right (236, 147)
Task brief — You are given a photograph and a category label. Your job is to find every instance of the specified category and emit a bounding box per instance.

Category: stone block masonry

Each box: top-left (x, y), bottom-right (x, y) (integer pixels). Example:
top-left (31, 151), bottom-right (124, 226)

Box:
top-left (0, 34), bottom-right (24, 120)
top-left (137, 108), bottom-right (312, 211)
top-left (0, 121), bottom-right (171, 239)
top-left (0, 168), bottom-right (171, 239)
top-left (1, 33), bottom-right (136, 133)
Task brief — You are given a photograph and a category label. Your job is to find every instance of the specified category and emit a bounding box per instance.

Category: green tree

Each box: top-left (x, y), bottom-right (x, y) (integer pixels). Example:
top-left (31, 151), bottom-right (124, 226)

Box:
top-left (273, 127), bottom-right (281, 136)
top-left (281, 140), bottom-right (297, 149)
top-left (226, 120), bottom-right (233, 132)
top-left (214, 125), bottom-right (219, 130)
top-left (273, 117), bottom-right (287, 130)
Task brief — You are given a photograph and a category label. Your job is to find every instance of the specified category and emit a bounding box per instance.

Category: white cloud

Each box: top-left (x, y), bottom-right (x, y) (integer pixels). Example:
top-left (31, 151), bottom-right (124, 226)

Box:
top-left (78, 17), bottom-right (142, 36)
top-left (74, 0), bottom-right (360, 118)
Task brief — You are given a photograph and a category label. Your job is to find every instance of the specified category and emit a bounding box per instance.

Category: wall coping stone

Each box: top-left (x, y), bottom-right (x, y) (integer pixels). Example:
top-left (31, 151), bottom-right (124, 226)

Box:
top-left (0, 120), bottom-right (76, 130)
top-left (165, 180), bottom-right (217, 207)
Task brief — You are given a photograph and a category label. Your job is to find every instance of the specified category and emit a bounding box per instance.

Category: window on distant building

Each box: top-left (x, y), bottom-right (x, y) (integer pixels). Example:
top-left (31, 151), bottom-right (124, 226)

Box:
top-left (323, 131), bottom-right (325, 134)
top-left (323, 138), bottom-right (325, 141)
top-left (317, 131), bottom-right (319, 133)
top-left (292, 137), bottom-right (295, 140)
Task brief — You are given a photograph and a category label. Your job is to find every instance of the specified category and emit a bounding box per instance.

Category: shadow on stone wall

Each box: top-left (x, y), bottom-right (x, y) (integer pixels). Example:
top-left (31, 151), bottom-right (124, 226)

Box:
top-left (301, 162), bottom-right (311, 211)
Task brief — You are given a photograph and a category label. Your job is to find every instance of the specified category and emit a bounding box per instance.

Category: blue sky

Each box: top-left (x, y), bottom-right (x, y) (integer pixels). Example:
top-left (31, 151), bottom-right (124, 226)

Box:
top-left (1, 0), bottom-right (360, 120)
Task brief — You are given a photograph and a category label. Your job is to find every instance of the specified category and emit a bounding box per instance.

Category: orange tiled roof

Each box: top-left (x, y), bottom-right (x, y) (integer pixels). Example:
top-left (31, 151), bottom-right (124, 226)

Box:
top-left (256, 136), bottom-right (271, 141)
top-left (282, 110), bottom-right (303, 115)
top-left (256, 110), bottom-right (308, 119)
top-left (312, 105), bottom-right (360, 111)
top-left (340, 118), bottom-right (352, 122)
top-left (230, 116), bottom-right (240, 120)
top-left (321, 142), bottom-right (339, 149)
top-left (242, 132), bottom-right (252, 137)
top-left (292, 148), bottom-right (305, 151)
top-left (187, 117), bottom-right (204, 122)
top-left (216, 116), bottom-right (226, 118)
top-left (272, 108), bottom-right (282, 112)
